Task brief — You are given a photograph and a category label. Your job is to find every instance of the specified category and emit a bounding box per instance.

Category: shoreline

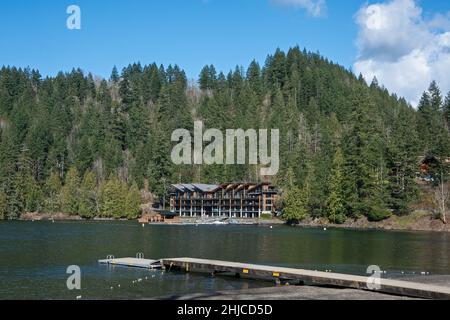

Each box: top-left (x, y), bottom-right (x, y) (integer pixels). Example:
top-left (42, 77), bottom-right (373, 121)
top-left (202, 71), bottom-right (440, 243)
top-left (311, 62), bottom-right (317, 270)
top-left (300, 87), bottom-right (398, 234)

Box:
top-left (15, 210), bottom-right (450, 233)
top-left (155, 275), bottom-right (450, 300)
top-left (156, 284), bottom-right (417, 300)
top-left (293, 210), bottom-right (450, 233)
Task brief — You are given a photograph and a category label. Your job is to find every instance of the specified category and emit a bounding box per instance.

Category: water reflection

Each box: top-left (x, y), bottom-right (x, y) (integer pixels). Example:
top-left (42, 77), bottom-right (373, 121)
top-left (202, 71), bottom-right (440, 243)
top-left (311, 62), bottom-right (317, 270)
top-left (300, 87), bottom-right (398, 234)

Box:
top-left (0, 221), bottom-right (449, 299)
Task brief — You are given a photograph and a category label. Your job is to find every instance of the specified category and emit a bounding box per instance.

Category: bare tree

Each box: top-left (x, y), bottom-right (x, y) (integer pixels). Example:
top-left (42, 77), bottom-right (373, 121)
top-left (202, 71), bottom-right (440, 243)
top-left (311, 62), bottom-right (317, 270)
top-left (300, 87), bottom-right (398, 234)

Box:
top-left (434, 170), bottom-right (448, 224)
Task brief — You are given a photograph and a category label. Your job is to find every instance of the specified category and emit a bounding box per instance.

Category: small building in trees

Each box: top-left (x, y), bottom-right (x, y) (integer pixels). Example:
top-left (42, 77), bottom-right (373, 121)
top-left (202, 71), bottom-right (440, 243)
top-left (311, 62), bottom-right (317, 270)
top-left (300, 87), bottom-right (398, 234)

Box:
top-left (418, 156), bottom-right (450, 182)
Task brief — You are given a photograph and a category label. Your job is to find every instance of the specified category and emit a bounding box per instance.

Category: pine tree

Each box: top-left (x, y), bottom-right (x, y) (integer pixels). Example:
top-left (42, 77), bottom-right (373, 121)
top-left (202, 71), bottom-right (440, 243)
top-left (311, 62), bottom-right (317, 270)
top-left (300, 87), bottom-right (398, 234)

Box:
top-left (45, 172), bottom-right (62, 213)
top-left (304, 159), bottom-right (323, 218)
top-left (110, 66), bottom-right (120, 84)
top-left (283, 186), bottom-right (308, 223)
top-left (417, 91), bottom-right (433, 151)
top-left (16, 147), bottom-right (43, 213)
top-left (23, 175), bottom-right (43, 213)
top-left (387, 107), bottom-right (420, 215)
top-left (0, 128), bottom-right (23, 219)
top-left (343, 87), bottom-right (387, 219)
top-left (0, 191), bottom-right (6, 220)
top-left (246, 60), bottom-right (262, 96)
top-left (99, 176), bottom-right (126, 218)
top-left (125, 183), bottom-right (141, 219)
top-left (61, 167), bottom-right (80, 215)
top-left (1, 50), bottom-right (450, 222)
top-left (327, 147), bottom-right (347, 224)
top-left (199, 65), bottom-right (217, 91)
top-left (79, 170), bottom-right (97, 218)
top-left (429, 81), bottom-right (443, 112)
top-left (4, 175), bottom-right (24, 219)
top-left (444, 92), bottom-right (450, 130)
top-left (417, 83), bottom-right (450, 187)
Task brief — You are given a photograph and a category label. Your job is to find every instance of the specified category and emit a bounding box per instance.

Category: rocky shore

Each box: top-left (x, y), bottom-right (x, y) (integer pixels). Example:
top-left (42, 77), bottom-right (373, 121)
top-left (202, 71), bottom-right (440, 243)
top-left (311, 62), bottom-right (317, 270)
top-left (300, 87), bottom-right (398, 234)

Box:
top-left (17, 210), bottom-right (450, 233)
top-left (294, 210), bottom-right (450, 233)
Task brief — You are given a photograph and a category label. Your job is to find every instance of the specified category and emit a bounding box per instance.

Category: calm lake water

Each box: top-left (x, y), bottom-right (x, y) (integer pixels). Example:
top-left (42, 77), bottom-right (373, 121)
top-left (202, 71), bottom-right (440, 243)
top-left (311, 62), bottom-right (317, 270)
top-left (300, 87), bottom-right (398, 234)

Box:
top-left (0, 221), bottom-right (449, 300)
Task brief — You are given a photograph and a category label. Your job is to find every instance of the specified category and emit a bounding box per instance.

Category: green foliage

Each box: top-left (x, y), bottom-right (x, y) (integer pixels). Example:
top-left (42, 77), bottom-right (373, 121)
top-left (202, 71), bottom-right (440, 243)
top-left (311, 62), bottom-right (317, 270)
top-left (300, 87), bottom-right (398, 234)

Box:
top-left (23, 176), bottom-right (43, 213)
top-left (44, 172), bottom-right (62, 213)
top-left (99, 176), bottom-right (126, 218)
top-left (125, 183), bottom-right (142, 219)
top-left (283, 186), bottom-right (308, 223)
top-left (260, 212), bottom-right (273, 220)
top-left (110, 66), bottom-right (119, 83)
top-left (386, 106), bottom-right (420, 215)
top-left (199, 65), bottom-right (217, 91)
top-left (0, 191), bottom-right (6, 220)
top-left (366, 207), bottom-right (392, 222)
top-left (327, 148), bottom-right (347, 224)
top-left (0, 48), bottom-right (449, 223)
top-left (78, 170), bottom-right (98, 219)
top-left (61, 167), bottom-right (80, 215)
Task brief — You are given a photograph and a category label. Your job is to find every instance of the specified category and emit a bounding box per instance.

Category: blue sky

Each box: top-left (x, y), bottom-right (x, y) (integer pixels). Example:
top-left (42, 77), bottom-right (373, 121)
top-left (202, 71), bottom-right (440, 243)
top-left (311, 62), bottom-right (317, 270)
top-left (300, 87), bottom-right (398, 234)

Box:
top-left (0, 0), bottom-right (449, 103)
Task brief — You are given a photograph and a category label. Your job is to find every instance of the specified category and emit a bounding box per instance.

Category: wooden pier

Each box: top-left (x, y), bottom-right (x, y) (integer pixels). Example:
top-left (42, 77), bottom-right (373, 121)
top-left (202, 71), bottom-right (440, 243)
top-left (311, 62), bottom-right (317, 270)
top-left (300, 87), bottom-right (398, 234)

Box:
top-left (161, 258), bottom-right (450, 300)
top-left (98, 257), bottom-right (161, 269)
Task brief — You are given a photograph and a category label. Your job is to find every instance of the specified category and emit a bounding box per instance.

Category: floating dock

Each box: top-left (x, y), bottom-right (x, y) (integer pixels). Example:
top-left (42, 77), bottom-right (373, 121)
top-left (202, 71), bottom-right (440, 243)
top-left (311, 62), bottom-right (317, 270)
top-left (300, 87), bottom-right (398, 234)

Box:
top-left (98, 257), bottom-right (161, 269)
top-left (161, 257), bottom-right (450, 300)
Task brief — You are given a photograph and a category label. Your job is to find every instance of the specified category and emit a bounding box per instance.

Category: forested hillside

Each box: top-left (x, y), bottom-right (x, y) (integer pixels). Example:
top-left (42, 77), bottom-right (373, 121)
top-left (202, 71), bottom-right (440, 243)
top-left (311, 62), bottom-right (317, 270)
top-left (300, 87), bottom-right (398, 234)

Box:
top-left (1, 46), bottom-right (449, 222)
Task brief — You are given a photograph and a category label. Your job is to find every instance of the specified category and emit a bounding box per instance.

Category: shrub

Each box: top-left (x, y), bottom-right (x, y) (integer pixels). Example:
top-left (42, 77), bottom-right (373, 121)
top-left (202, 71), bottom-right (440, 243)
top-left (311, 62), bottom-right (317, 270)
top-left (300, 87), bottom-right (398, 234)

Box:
top-left (367, 207), bottom-right (392, 222)
top-left (260, 213), bottom-right (273, 220)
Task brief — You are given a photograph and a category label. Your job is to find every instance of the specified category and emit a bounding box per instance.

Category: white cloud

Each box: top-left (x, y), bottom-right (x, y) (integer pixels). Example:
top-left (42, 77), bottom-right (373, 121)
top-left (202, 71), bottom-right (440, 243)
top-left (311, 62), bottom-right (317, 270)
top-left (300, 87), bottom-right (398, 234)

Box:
top-left (429, 12), bottom-right (450, 31)
top-left (353, 0), bottom-right (450, 106)
top-left (272, 0), bottom-right (326, 17)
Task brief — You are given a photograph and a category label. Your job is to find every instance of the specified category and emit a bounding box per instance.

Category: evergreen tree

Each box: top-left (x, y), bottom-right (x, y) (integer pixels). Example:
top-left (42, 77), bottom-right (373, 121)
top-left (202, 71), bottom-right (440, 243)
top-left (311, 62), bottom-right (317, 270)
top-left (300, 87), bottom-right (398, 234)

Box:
top-left (283, 186), bottom-right (308, 223)
top-left (0, 49), bottom-right (449, 222)
top-left (110, 66), bottom-right (120, 84)
top-left (387, 107), bottom-right (420, 215)
top-left (125, 183), bottom-right (141, 219)
top-left (343, 87), bottom-right (387, 220)
top-left (199, 65), bottom-right (217, 91)
top-left (79, 170), bottom-right (98, 218)
top-left (61, 167), bottom-right (80, 215)
top-left (45, 172), bottom-right (62, 213)
top-left (327, 147), bottom-right (347, 224)
top-left (99, 176), bottom-right (126, 218)
top-left (444, 92), bottom-right (450, 130)
top-left (16, 148), bottom-right (43, 213)
top-left (0, 191), bottom-right (6, 220)
top-left (246, 60), bottom-right (262, 96)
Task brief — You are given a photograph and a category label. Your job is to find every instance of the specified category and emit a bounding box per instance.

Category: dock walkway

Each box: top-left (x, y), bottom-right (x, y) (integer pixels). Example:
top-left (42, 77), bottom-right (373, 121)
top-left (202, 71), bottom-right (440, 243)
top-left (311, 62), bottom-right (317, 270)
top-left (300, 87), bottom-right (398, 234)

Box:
top-left (161, 257), bottom-right (450, 300)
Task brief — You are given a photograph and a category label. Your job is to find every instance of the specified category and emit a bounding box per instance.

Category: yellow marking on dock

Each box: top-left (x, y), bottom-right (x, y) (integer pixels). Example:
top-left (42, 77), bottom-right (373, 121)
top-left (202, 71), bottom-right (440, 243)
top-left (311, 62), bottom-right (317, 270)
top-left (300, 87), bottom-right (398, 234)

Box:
top-left (161, 258), bottom-right (450, 300)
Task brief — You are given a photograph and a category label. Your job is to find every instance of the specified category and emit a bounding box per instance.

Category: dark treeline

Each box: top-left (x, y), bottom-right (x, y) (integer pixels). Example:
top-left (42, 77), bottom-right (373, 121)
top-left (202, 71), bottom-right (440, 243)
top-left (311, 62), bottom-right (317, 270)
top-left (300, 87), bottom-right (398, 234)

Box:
top-left (1, 46), bottom-right (449, 222)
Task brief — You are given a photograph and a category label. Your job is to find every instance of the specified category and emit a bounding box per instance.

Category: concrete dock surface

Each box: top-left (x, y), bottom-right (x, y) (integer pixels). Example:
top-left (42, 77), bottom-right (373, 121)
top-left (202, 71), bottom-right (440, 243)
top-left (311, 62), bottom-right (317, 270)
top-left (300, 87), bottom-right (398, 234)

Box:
top-left (156, 276), bottom-right (450, 300)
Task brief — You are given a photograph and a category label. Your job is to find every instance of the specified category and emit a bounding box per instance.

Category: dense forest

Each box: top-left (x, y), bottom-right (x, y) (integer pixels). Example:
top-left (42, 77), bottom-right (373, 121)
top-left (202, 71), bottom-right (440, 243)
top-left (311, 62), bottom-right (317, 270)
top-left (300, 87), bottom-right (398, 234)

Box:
top-left (1, 46), bottom-right (449, 222)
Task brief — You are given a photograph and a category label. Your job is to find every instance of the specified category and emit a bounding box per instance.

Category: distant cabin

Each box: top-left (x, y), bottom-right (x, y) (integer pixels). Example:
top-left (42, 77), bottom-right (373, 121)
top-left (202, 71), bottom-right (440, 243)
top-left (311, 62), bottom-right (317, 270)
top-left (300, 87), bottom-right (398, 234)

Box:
top-left (138, 212), bottom-right (181, 223)
top-left (418, 155), bottom-right (450, 182)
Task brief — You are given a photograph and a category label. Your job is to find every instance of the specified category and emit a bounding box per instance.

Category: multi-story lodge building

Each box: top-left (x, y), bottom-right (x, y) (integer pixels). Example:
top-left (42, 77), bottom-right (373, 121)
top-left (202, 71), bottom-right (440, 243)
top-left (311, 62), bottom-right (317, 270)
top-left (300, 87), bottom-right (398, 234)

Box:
top-left (169, 183), bottom-right (278, 218)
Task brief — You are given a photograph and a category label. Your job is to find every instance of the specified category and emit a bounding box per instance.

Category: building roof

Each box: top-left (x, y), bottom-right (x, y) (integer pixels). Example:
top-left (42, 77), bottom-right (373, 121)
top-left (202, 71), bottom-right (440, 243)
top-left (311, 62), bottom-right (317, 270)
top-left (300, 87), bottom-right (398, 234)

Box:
top-left (172, 183), bottom-right (219, 193)
top-left (191, 184), bottom-right (220, 192)
top-left (171, 182), bottom-right (275, 194)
